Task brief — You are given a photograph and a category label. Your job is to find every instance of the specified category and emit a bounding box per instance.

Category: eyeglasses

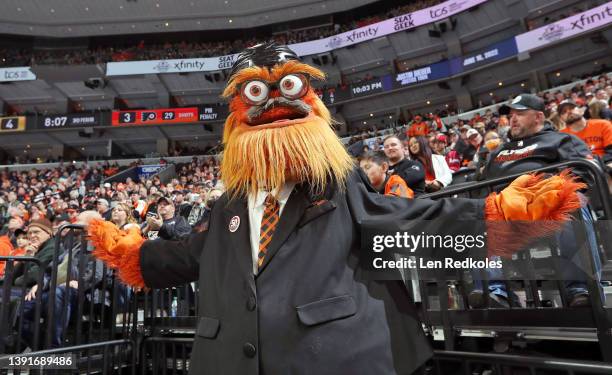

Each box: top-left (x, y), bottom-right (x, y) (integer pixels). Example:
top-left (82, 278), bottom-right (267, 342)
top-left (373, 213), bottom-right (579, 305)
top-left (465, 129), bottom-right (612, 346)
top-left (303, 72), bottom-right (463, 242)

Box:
top-left (239, 73), bottom-right (310, 106)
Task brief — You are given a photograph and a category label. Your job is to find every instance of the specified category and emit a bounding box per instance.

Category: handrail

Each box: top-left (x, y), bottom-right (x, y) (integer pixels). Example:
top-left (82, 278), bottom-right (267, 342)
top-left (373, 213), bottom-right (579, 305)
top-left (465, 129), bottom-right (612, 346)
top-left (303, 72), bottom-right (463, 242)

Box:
top-left (0, 339), bottom-right (134, 358)
top-left (420, 158), bottom-right (611, 218)
top-left (434, 350), bottom-right (612, 373)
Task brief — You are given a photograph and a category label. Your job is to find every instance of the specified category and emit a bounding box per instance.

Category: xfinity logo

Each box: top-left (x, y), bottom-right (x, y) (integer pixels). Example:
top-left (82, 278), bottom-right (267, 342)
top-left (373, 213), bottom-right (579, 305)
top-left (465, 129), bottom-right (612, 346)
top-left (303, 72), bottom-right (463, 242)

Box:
top-left (171, 60), bottom-right (208, 71)
top-left (570, 6), bottom-right (612, 30)
top-left (345, 26), bottom-right (379, 43)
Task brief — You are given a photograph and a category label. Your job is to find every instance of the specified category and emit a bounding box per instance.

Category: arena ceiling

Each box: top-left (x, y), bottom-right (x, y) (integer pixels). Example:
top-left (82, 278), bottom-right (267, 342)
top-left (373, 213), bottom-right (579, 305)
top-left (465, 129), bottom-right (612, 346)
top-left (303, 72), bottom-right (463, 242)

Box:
top-left (0, 0), bottom-right (376, 37)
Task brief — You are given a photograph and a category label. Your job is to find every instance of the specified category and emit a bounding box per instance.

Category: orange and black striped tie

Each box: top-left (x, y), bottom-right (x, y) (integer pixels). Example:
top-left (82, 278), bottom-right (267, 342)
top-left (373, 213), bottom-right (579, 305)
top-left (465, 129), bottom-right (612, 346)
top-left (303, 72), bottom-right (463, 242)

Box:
top-left (258, 194), bottom-right (280, 269)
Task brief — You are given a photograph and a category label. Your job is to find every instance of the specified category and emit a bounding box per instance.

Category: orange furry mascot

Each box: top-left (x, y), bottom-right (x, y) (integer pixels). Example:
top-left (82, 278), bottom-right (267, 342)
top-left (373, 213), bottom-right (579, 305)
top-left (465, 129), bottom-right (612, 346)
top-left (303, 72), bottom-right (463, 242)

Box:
top-left (88, 43), bottom-right (583, 374)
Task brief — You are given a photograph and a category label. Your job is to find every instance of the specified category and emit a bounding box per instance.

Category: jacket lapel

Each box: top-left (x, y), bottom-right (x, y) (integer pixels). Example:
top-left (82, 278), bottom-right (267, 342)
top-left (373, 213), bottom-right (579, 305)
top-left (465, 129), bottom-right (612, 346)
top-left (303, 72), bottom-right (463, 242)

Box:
top-left (223, 196), bottom-right (255, 291)
top-left (257, 186), bottom-right (309, 275)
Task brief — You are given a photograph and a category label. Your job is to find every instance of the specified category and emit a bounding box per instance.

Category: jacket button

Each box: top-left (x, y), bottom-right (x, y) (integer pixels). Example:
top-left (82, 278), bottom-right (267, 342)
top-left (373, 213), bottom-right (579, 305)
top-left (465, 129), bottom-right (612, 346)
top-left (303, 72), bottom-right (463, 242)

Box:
top-left (243, 342), bottom-right (257, 358)
top-left (246, 297), bottom-right (256, 311)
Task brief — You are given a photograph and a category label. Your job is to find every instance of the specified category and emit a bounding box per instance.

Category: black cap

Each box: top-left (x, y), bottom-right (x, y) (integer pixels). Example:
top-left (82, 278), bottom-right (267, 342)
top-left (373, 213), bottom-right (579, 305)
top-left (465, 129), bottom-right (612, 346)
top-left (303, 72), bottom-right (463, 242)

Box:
top-left (54, 213), bottom-right (70, 222)
top-left (557, 101), bottom-right (577, 115)
top-left (499, 94), bottom-right (545, 115)
top-left (228, 42), bottom-right (300, 80)
top-left (157, 196), bottom-right (173, 206)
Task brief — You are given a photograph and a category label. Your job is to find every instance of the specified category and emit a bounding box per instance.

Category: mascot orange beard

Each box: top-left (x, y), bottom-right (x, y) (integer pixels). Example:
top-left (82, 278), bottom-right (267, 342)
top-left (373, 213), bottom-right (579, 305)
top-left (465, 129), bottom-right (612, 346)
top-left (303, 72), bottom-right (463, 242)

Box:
top-left (88, 43), bottom-right (584, 289)
top-left (220, 59), bottom-right (353, 199)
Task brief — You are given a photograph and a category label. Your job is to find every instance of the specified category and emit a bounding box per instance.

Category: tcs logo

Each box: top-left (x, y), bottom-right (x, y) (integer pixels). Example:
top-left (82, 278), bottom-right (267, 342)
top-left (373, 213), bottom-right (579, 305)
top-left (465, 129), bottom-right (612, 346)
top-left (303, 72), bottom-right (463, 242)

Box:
top-left (429, 6), bottom-right (448, 18)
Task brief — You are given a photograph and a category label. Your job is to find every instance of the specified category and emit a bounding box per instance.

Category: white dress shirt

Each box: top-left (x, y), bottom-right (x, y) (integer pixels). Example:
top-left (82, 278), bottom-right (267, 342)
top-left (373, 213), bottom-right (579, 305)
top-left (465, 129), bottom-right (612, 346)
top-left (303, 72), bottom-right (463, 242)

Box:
top-left (247, 183), bottom-right (295, 275)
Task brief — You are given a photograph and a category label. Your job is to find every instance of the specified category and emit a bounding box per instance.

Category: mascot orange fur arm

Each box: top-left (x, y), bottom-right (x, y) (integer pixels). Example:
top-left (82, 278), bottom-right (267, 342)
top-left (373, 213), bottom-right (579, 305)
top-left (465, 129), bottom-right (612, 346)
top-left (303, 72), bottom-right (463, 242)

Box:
top-left (87, 43), bottom-right (585, 288)
top-left (88, 220), bottom-right (146, 288)
top-left (484, 170), bottom-right (585, 258)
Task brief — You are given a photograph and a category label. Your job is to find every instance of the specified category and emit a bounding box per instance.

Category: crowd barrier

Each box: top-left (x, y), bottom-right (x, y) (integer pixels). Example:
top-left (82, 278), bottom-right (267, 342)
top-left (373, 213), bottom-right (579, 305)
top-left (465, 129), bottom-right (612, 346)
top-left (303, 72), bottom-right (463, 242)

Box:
top-left (0, 159), bottom-right (610, 373)
top-left (419, 159), bottom-right (612, 361)
top-left (431, 350), bottom-right (612, 375)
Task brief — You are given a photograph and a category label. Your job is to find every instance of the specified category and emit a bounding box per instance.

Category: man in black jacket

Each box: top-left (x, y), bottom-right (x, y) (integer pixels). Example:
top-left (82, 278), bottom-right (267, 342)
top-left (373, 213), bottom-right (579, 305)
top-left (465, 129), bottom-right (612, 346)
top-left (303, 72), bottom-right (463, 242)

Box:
top-left (143, 196), bottom-right (191, 240)
top-left (383, 135), bottom-right (426, 195)
top-left (471, 94), bottom-right (602, 308)
top-left (173, 190), bottom-right (193, 219)
top-left (483, 95), bottom-right (593, 179)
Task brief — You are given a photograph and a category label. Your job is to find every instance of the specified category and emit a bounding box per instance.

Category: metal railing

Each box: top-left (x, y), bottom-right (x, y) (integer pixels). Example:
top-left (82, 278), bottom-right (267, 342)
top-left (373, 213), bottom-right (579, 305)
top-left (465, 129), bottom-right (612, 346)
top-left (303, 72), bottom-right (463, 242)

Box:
top-left (432, 350), bottom-right (612, 375)
top-left (417, 159), bottom-right (612, 360)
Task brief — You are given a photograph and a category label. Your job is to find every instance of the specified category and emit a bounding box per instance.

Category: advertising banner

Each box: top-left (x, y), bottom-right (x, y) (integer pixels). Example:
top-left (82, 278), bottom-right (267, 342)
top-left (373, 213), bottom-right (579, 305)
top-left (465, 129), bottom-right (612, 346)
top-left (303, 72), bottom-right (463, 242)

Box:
top-left (449, 37), bottom-right (518, 74)
top-left (0, 67), bottom-right (37, 82)
top-left (289, 0), bottom-right (488, 56)
top-left (35, 113), bottom-right (103, 129)
top-left (515, 2), bottom-right (612, 53)
top-left (106, 0), bottom-right (487, 76)
top-left (137, 165), bottom-right (164, 180)
top-left (393, 60), bottom-right (452, 88)
top-left (106, 54), bottom-right (239, 76)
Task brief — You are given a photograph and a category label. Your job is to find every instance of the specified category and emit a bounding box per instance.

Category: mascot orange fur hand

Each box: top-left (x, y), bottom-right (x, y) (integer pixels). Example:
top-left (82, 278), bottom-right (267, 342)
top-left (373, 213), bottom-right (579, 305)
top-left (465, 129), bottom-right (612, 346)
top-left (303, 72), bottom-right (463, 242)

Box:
top-left (88, 219), bottom-right (146, 288)
top-left (485, 170), bottom-right (585, 258)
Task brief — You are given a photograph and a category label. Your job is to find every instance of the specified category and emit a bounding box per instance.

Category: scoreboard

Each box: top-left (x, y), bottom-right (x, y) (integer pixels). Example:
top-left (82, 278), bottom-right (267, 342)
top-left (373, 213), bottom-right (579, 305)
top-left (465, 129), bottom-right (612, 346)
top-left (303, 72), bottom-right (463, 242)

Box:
top-left (0, 116), bottom-right (26, 132)
top-left (36, 113), bottom-right (102, 129)
top-left (112, 107), bottom-right (198, 126)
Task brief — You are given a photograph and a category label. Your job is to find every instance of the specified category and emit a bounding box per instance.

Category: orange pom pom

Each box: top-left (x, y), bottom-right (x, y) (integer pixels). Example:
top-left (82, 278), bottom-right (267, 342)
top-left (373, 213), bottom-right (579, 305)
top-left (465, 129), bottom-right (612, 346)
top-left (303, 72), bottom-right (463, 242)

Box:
top-left (486, 170), bottom-right (586, 258)
top-left (88, 219), bottom-right (146, 288)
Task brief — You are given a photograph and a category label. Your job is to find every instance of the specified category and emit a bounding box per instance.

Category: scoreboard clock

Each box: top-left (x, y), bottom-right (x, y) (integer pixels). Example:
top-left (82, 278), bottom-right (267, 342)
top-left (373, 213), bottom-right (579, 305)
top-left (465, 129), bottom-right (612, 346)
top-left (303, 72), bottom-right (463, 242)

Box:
top-left (0, 116), bottom-right (26, 132)
top-left (36, 113), bottom-right (101, 129)
top-left (112, 107), bottom-right (198, 126)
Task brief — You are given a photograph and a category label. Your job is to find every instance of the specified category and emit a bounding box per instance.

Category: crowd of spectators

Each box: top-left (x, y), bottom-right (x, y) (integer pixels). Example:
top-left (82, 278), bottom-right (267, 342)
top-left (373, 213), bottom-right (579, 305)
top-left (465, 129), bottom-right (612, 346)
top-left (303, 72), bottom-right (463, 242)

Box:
top-left (357, 72), bottom-right (612, 194)
top-left (0, 156), bottom-right (222, 241)
top-left (0, 0), bottom-right (444, 67)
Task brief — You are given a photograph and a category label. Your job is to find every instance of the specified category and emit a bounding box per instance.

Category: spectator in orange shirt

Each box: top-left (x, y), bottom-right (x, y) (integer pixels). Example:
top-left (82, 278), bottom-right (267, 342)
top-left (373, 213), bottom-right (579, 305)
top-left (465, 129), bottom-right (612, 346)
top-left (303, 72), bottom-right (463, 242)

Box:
top-left (558, 101), bottom-right (612, 166)
top-left (407, 115), bottom-right (429, 137)
top-left (359, 152), bottom-right (414, 199)
top-left (0, 231), bottom-right (27, 279)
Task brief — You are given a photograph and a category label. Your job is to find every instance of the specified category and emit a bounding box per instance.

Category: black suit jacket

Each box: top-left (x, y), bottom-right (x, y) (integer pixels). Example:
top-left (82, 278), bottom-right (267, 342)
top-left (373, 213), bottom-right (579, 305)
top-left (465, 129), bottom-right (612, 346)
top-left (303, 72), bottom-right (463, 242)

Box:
top-left (140, 170), bottom-right (484, 374)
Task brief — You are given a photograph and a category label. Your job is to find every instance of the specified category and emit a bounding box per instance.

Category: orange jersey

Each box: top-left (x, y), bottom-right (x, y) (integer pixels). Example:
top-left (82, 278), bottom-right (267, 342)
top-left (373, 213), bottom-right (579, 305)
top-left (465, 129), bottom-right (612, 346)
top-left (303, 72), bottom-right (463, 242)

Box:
top-left (560, 119), bottom-right (612, 157)
top-left (384, 175), bottom-right (414, 199)
top-left (0, 236), bottom-right (25, 278)
top-left (407, 122), bottom-right (429, 137)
